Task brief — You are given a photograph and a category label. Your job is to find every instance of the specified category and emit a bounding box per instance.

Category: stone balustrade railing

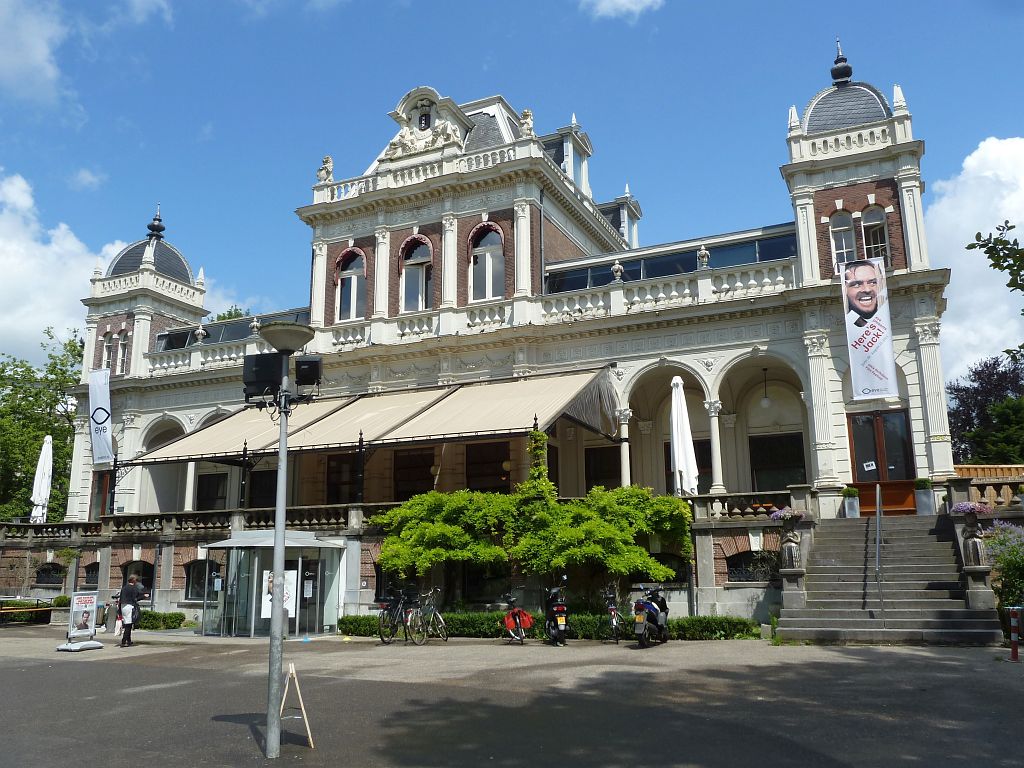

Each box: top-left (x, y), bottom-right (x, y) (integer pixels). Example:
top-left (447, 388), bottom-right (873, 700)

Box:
top-left (624, 277), bottom-right (698, 311)
top-left (396, 311), bottom-right (437, 339)
top-left (199, 341), bottom-right (250, 368)
top-left (689, 491), bottom-right (795, 521)
top-left (541, 289), bottom-right (610, 324)
top-left (466, 300), bottom-right (510, 330)
top-left (332, 321), bottom-right (370, 347)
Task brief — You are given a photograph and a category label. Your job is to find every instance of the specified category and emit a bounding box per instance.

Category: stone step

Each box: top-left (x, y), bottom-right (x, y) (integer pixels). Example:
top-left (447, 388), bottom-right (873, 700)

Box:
top-left (804, 578), bottom-right (962, 590)
top-left (810, 556), bottom-right (957, 567)
top-left (774, 627), bottom-right (1003, 645)
top-left (814, 533), bottom-right (955, 544)
top-left (778, 617), bottom-right (1003, 630)
top-left (807, 587), bottom-right (964, 599)
top-left (780, 608), bottom-right (996, 620)
top-left (801, 598), bottom-right (968, 610)
top-left (806, 565), bottom-right (961, 577)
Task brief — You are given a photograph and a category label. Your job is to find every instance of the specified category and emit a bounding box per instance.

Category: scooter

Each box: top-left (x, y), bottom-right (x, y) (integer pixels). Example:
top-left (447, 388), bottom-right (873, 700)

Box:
top-left (633, 585), bottom-right (669, 648)
top-left (544, 575), bottom-right (569, 646)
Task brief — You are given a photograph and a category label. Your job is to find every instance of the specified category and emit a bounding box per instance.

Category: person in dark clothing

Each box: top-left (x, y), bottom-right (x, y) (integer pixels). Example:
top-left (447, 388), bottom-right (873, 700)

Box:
top-left (119, 574), bottom-right (149, 647)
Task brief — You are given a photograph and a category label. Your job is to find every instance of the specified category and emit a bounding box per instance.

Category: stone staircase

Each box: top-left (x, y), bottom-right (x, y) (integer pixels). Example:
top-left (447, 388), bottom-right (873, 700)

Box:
top-left (776, 515), bottom-right (1003, 644)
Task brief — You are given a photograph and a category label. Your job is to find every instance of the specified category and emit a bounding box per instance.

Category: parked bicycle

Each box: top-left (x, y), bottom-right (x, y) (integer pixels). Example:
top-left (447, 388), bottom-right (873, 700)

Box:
top-left (419, 586), bottom-right (448, 642)
top-left (501, 588), bottom-right (533, 644)
top-left (603, 586), bottom-right (622, 644)
top-left (377, 587), bottom-right (427, 646)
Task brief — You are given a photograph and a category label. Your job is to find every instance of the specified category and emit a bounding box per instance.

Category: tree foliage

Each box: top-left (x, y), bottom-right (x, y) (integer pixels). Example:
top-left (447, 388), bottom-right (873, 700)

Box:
top-left (946, 356), bottom-right (1024, 463)
top-left (0, 329), bottom-right (82, 522)
top-left (965, 396), bottom-right (1024, 464)
top-left (211, 304), bottom-right (250, 321)
top-left (372, 431), bottom-right (693, 593)
top-left (967, 220), bottom-right (1024, 360)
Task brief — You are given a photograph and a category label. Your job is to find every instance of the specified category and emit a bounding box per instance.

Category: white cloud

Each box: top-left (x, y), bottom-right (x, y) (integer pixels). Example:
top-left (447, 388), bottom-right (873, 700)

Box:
top-left (579, 0), bottom-right (663, 20)
top-left (0, 1), bottom-right (68, 104)
top-left (201, 276), bottom-right (277, 321)
top-left (69, 168), bottom-right (108, 190)
top-left (925, 137), bottom-right (1024, 383)
top-left (123, 0), bottom-right (174, 25)
top-left (0, 169), bottom-right (123, 367)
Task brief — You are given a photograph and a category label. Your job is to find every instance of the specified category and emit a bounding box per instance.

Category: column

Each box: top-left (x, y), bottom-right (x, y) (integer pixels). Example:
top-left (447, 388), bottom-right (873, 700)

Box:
top-left (441, 213), bottom-right (457, 308)
top-left (703, 400), bottom-right (726, 494)
top-left (372, 227), bottom-right (390, 318)
top-left (899, 177), bottom-right (930, 269)
top-left (130, 309), bottom-right (152, 376)
top-left (803, 332), bottom-right (843, 488)
top-left (617, 408), bottom-right (632, 487)
top-left (309, 239), bottom-right (327, 327)
top-left (182, 462), bottom-right (197, 512)
top-left (915, 320), bottom-right (956, 477)
top-left (82, 321), bottom-right (97, 383)
top-left (513, 201), bottom-right (532, 296)
top-left (792, 192), bottom-right (820, 284)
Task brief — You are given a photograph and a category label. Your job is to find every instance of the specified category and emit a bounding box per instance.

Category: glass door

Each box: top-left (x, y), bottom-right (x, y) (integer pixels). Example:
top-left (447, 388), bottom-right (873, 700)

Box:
top-left (848, 410), bottom-right (913, 482)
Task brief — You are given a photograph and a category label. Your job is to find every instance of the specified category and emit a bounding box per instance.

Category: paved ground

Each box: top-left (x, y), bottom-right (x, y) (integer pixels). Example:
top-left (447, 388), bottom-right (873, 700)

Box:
top-left (1, 625), bottom-right (1020, 767)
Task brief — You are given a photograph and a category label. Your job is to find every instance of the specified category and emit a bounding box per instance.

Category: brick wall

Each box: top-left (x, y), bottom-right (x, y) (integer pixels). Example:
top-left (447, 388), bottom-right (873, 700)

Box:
top-left (93, 313), bottom-right (135, 375)
top-left (388, 226), bottom-right (442, 316)
top-left (108, 544), bottom-right (155, 590)
top-left (712, 530), bottom-right (781, 586)
top-left (361, 537), bottom-right (382, 597)
top-left (323, 238), bottom-right (374, 325)
top-left (456, 211), bottom-right (514, 306)
top-left (542, 215), bottom-right (587, 265)
top-left (813, 178), bottom-right (907, 279)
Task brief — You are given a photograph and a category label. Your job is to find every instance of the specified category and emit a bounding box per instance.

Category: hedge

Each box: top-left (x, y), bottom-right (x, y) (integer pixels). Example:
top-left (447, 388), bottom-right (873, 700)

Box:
top-left (135, 610), bottom-right (186, 630)
top-left (0, 600), bottom-right (52, 625)
top-left (338, 611), bottom-right (758, 641)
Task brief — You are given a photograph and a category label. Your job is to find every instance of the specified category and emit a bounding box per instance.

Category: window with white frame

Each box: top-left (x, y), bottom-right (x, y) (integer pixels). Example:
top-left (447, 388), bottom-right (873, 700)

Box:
top-left (336, 251), bottom-right (367, 321)
top-left (117, 332), bottom-right (129, 374)
top-left (103, 333), bottom-right (114, 370)
top-left (401, 242), bottom-right (432, 312)
top-left (470, 229), bottom-right (504, 301)
top-left (830, 212), bottom-right (857, 268)
top-left (861, 206), bottom-right (889, 263)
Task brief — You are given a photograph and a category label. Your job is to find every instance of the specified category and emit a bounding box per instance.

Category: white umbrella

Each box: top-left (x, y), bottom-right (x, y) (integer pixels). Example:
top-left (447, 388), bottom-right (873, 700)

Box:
top-left (29, 435), bottom-right (53, 523)
top-left (669, 377), bottom-right (700, 497)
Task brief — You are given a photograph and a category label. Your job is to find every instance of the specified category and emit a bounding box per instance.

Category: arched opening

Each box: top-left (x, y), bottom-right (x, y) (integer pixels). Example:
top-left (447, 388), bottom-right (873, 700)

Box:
top-left (35, 563), bottom-right (66, 587)
top-left (401, 240), bottom-right (432, 312)
top-left (469, 228), bottom-right (504, 301)
top-left (141, 420), bottom-right (187, 514)
top-left (121, 560), bottom-right (154, 592)
top-left (336, 249), bottom-right (367, 321)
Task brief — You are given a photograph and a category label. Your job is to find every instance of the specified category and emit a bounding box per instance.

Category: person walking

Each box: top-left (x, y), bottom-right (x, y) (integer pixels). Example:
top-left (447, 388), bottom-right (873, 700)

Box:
top-left (119, 574), bottom-right (149, 648)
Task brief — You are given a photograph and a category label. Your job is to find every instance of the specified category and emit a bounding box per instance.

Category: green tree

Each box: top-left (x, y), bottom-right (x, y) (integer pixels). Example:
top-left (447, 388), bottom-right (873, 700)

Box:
top-left (0, 329), bottom-right (82, 522)
top-left (964, 396), bottom-right (1024, 464)
top-left (211, 304), bottom-right (250, 321)
top-left (967, 221), bottom-right (1024, 360)
top-left (946, 356), bottom-right (1024, 463)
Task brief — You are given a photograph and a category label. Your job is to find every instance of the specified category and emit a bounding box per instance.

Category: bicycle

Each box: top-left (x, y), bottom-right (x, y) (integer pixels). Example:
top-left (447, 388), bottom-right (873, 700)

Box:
top-left (501, 588), bottom-right (532, 644)
top-left (419, 586), bottom-right (448, 642)
top-left (377, 588), bottom-right (427, 646)
top-left (603, 587), bottom-right (621, 644)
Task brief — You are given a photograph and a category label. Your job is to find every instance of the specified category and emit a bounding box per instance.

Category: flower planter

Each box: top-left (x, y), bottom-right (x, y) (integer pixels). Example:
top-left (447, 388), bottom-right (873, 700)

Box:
top-left (842, 497), bottom-right (860, 518)
top-left (914, 489), bottom-right (936, 516)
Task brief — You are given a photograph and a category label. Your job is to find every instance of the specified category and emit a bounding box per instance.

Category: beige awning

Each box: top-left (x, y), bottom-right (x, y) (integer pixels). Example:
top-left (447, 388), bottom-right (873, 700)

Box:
top-left (128, 397), bottom-right (353, 465)
top-left (126, 369), bottom-right (616, 465)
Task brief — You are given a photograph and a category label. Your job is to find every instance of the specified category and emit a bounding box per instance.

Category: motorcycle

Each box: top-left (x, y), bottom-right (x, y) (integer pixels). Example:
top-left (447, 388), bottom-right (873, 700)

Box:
top-left (544, 575), bottom-right (569, 646)
top-left (633, 585), bottom-right (669, 648)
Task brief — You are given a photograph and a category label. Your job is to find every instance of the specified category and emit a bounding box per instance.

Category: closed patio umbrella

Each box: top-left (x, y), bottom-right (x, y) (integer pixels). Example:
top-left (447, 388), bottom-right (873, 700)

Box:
top-left (29, 435), bottom-right (53, 523)
top-left (669, 377), bottom-right (699, 497)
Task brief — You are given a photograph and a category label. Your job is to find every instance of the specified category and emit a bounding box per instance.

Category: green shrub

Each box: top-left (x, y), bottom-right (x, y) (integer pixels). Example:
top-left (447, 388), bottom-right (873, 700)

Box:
top-left (989, 520), bottom-right (1024, 610)
top-left (668, 615), bottom-right (759, 640)
top-left (337, 614), bottom-right (380, 636)
top-left (52, 595), bottom-right (71, 608)
top-left (914, 478), bottom-right (932, 490)
top-left (840, 486), bottom-right (859, 498)
top-left (0, 600), bottom-right (51, 625)
top-left (136, 610), bottom-right (185, 630)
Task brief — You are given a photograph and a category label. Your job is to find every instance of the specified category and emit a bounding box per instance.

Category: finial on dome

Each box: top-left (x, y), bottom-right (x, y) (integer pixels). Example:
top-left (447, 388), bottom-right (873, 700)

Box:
top-left (788, 105), bottom-right (800, 131)
top-left (196, 266), bottom-right (205, 287)
top-left (831, 37), bottom-right (853, 84)
top-left (147, 204), bottom-right (165, 241)
top-left (624, 182), bottom-right (631, 197)
top-left (571, 112), bottom-right (577, 127)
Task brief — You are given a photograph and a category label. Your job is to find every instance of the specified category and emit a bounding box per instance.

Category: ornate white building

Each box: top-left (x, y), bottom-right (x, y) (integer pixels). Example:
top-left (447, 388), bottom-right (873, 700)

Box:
top-left (10, 48), bottom-right (959, 631)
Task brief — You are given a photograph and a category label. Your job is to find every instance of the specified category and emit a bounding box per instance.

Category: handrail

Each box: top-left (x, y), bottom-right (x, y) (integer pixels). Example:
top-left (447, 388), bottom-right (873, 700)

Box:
top-left (874, 483), bottom-right (885, 628)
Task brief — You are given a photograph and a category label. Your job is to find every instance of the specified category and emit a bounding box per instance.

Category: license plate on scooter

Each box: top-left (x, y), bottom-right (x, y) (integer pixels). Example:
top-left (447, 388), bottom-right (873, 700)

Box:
top-left (556, 616), bottom-right (566, 628)
top-left (634, 614), bottom-right (646, 632)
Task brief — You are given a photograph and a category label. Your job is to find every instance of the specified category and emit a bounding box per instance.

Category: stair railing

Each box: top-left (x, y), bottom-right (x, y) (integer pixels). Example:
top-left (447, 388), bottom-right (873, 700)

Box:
top-left (874, 483), bottom-right (886, 628)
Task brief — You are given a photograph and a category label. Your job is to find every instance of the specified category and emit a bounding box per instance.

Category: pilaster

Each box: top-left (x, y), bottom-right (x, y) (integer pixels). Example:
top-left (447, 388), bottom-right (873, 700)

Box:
top-left (803, 331), bottom-right (843, 488)
top-left (310, 239), bottom-right (327, 327)
top-left (513, 200), bottom-right (532, 297)
top-left (914, 319), bottom-right (956, 478)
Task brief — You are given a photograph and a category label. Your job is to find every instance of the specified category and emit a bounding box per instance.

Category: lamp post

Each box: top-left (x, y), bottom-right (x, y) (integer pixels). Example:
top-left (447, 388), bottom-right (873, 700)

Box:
top-left (257, 320), bottom-right (314, 760)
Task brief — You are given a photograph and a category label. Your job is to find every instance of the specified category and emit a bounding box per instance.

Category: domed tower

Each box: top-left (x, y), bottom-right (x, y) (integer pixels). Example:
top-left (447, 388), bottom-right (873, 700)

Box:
top-left (781, 41), bottom-right (926, 283)
top-left (80, 207), bottom-right (206, 381)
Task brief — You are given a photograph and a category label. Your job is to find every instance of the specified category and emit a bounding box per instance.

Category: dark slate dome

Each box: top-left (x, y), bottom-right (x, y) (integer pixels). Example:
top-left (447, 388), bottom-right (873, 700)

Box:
top-left (803, 43), bottom-right (892, 134)
top-left (105, 208), bottom-right (194, 285)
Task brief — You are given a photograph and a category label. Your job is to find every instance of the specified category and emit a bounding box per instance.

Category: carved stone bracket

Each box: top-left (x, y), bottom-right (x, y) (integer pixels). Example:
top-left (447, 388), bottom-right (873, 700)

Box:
top-left (914, 319), bottom-right (941, 344)
top-left (803, 332), bottom-right (828, 356)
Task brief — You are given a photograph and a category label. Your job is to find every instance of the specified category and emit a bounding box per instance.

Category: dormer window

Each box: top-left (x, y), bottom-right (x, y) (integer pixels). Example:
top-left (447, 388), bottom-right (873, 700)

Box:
top-left (336, 250), bottom-right (367, 321)
top-left (401, 241), bottom-right (432, 313)
top-left (861, 206), bottom-right (890, 264)
top-left (470, 229), bottom-right (504, 302)
top-left (829, 212), bottom-right (857, 268)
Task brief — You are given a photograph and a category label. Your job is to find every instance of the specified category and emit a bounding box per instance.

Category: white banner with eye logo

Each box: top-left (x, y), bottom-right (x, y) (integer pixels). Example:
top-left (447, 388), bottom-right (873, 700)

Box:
top-left (88, 369), bottom-right (115, 465)
top-left (842, 258), bottom-right (898, 400)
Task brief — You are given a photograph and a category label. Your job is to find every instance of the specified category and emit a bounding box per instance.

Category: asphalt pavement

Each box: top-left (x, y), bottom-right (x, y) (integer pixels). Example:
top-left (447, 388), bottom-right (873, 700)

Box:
top-left (1, 625), bottom-right (1020, 767)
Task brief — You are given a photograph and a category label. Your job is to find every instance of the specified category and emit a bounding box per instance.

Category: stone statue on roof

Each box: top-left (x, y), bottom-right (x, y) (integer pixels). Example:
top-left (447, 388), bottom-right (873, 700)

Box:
top-left (519, 108), bottom-right (535, 138)
top-left (316, 155), bottom-right (334, 184)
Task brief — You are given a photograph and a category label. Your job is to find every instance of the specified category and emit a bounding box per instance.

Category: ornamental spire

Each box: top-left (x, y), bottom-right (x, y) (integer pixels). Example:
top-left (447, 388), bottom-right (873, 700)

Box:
top-left (830, 37), bottom-right (853, 84)
top-left (146, 203), bottom-right (165, 241)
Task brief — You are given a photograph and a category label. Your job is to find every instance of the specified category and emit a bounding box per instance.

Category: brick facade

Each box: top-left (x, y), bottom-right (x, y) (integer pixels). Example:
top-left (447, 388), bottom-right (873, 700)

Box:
top-left (323, 237), bottom-right (374, 325)
top-left (93, 313), bottom-right (135, 376)
top-left (813, 178), bottom-right (907, 280)
top-left (456, 211), bottom-right (514, 306)
top-left (388, 225), bottom-right (442, 316)
top-left (712, 530), bottom-right (781, 586)
top-left (541, 215), bottom-right (587, 265)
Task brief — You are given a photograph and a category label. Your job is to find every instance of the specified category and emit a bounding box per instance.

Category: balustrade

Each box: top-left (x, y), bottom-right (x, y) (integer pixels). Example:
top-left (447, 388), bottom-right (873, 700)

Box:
top-left (689, 491), bottom-right (793, 521)
top-left (466, 301), bottom-right (509, 331)
top-left (624, 278), bottom-right (697, 311)
top-left (199, 341), bottom-right (251, 368)
top-left (396, 312), bottom-right (437, 339)
top-left (331, 321), bottom-right (369, 347)
top-left (541, 290), bottom-right (609, 324)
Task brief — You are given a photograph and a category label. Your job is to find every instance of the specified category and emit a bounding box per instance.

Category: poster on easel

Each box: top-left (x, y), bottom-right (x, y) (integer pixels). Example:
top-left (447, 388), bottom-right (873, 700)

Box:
top-left (68, 591), bottom-right (99, 639)
top-left (260, 570), bottom-right (297, 619)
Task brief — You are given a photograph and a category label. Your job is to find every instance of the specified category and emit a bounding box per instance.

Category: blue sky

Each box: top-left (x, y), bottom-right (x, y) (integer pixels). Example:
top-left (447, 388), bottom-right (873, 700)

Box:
top-left (1, 0), bottom-right (1023, 383)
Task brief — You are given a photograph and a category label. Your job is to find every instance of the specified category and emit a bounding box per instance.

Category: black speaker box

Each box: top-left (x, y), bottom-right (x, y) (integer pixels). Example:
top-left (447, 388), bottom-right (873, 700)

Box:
top-left (243, 352), bottom-right (283, 399)
top-left (294, 355), bottom-right (322, 387)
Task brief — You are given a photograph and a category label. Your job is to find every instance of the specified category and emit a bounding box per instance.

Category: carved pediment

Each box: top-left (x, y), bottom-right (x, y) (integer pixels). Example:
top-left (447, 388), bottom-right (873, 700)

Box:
top-left (382, 86), bottom-right (472, 161)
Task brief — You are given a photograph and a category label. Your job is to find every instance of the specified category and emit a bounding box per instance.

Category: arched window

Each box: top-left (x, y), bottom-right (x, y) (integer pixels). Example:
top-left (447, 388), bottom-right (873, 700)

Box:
top-left (336, 251), bottom-right (367, 321)
top-left (184, 559), bottom-right (221, 601)
top-left (117, 332), bottom-right (129, 374)
top-left (35, 563), bottom-right (66, 586)
top-left (103, 333), bottom-right (114, 370)
top-left (83, 562), bottom-right (100, 588)
top-left (829, 212), bottom-right (857, 268)
top-left (121, 561), bottom-right (154, 592)
top-left (861, 206), bottom-right (889, 263)
top-left (401, 241), bottom-right (432, 312)
top-left (469, 229), bottom-right (504, 301)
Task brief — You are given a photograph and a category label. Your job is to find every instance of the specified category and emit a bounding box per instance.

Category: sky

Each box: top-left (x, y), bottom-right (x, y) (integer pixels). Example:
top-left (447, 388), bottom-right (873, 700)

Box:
top-left (1, 0), bottom-right (1022, 385)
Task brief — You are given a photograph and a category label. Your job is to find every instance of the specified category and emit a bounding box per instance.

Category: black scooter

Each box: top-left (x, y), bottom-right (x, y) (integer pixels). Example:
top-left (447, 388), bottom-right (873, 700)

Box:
top-left (544, 575), bottom-right (569, 646)
top-left (633, 585), bottom-right (669, 648)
